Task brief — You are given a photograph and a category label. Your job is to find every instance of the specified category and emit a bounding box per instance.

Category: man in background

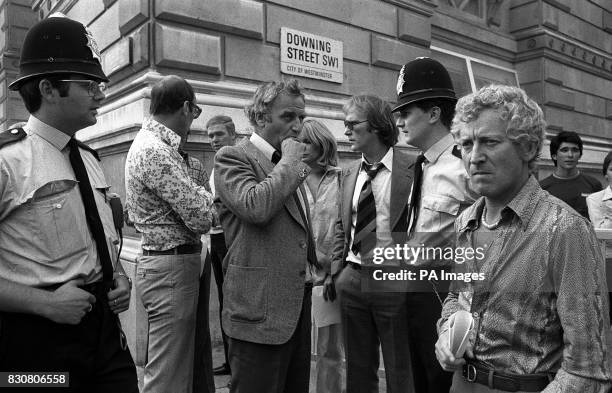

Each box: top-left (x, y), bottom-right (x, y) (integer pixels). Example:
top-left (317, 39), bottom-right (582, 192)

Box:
top-left (540, 131), bottom-right (602, 218)
top-left (206, 114), bottom-right (237, 376)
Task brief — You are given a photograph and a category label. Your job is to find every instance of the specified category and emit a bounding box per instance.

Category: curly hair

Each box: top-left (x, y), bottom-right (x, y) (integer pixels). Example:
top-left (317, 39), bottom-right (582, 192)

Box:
top-left (299, 118), bottom-right (338, 168)
top-left (451, 84), bottom-right (546, 170)
top-left (244, 79), bottom-right (304, 127)
top-left (343, 95), bottom-right (398, 147)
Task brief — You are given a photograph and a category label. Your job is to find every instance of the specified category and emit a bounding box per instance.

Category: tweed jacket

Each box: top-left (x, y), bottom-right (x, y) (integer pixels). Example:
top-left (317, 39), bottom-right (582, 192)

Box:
top-left (214, 138), bottom-right (313, 345)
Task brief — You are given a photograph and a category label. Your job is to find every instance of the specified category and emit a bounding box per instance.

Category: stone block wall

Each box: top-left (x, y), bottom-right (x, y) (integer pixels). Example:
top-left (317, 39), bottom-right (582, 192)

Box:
top-left (4, 0), bottom-right (611, 181)
top-left (510, 0), bottom-right (612, 172)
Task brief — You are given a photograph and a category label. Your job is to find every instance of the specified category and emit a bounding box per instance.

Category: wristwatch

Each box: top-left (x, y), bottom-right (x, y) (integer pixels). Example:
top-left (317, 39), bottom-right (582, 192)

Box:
top-left (114, 271), bottom-right (132, 290)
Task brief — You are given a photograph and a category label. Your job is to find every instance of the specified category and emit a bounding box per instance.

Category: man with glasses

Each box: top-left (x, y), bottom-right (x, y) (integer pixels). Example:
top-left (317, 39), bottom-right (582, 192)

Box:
top-left (0, 15), bottom-right (137, 391)
top-left (327, 94), bottom-right (414, 393)
top-left (125, 75), bottom-right (214, 393)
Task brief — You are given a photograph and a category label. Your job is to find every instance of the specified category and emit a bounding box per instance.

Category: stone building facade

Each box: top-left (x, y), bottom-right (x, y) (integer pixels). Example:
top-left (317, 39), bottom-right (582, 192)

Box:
top-left (1, 0), bottom-right (610, 183)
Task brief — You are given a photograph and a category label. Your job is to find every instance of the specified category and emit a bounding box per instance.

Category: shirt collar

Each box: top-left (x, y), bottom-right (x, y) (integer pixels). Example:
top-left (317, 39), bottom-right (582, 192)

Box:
top-left (250, 132), bottom-right (277, 162)
top-left (457, 175), bottom-right (540, 232)
top-left (424, 133), bottom-right (454, 164)
top-left (361, 147), bottom-right (393, 173)
top-left (25, 115), bottom-right (71, 151)
top-left (143, 118), bottom-right (182, 150)
top-left (603, 186), bottom-right (612, 201)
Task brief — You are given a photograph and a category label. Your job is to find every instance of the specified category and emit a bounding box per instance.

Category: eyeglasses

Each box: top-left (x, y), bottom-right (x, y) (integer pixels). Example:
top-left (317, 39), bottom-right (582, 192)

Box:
top-left (58, 79), bottom-right (106, 97)
top-left (343, 119), bottom-right (368, 130)
top-left (188, 102), bottom-right (202, 119)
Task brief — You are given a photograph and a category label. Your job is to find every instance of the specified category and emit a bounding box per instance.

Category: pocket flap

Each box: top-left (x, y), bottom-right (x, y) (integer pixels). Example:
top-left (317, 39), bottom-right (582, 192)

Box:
top-left (421, 194), bottom-right (460, 215)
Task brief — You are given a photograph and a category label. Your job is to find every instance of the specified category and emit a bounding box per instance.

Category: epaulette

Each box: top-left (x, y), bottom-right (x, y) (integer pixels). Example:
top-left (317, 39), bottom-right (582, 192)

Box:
top-left (76, 139), bottom-right (100, 161)
top-left (0, 128), bottom-right (26, 149)
top-left (452, 145), bottom-right (462, 159)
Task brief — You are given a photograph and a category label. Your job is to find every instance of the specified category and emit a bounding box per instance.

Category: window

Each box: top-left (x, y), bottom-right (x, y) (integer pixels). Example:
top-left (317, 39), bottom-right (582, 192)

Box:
top-left (430, 46), bottom-right (519, 94)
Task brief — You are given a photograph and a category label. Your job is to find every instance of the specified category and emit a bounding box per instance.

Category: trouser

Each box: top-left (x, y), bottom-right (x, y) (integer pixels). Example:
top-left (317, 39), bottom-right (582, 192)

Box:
top-left (315, 323), bottom-right (345, 393)
top-left (137, 252), bottom-right (201, 393)
top-left (228, 284), bottom-right (312, 393)
top-left (336, 265), bottom-right (413, 393)
top-left (0, 283), bottom-right (138, 393)
top-left (211, 232), bottom-right (230, 366)
top-left (194, 251), bottom-right (215, 392)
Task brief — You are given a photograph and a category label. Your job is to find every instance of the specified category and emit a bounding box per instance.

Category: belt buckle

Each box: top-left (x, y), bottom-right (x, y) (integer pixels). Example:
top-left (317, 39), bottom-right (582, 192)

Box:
top-left (466, 364), bottom-right (477, 383)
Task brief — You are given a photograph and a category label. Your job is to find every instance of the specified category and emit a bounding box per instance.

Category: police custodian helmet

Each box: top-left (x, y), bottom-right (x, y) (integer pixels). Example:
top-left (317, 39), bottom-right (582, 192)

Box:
top-left (9, 13), bottom-right (108, 91)
top-left (392, 57), bottom-right (456, 113)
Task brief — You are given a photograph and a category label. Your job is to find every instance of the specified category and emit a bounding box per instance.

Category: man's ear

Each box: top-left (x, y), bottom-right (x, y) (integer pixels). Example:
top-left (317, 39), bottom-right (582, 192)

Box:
top-left (429, 106), bottom-right (441, 124)
top-left (182, 101), bottom-right (191, 117)
top-left (519, 137), bottom-right (539, 163)
top-left (256, 113), bottom-right (267, 128)
top-left (39, 79), bottom-right (58, 103)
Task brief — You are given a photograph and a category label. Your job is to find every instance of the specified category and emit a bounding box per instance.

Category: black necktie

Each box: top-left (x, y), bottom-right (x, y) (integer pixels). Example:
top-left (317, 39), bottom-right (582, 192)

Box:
top-left (271, 150), bottom-right (319, 269)
top-left (351, 162), bottom-right (383, 255)
top-left (408, 154), bottom-right (426, 235)
top-left (68, 138), bottom-right (114, 288)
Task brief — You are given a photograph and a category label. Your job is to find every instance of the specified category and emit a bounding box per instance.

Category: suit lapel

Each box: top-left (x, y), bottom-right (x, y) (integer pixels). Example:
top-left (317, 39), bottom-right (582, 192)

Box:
top-left (242, 140), bottom-right (306, 230)
top-left (342, 160), bottom-right (361, 238)
top-left (390, 147), bottom-right (414, 232)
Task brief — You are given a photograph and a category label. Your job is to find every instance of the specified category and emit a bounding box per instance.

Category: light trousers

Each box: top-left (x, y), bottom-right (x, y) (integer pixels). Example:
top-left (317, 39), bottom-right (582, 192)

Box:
top-left (136, 253), bottom-right (201, 393)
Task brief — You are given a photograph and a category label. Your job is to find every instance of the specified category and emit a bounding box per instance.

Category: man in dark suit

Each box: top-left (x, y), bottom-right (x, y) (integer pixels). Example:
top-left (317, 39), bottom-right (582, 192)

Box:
top-left (214, 79), bottom-right (317, 393)
top-left (327, 94), bottom-right (414, 393)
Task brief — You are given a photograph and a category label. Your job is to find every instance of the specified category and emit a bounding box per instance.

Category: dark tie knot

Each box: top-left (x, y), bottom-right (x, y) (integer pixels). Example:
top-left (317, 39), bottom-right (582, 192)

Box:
top-left (363, 162), bottom-right (383, 181)
top-left (271, 150), bottom-right (282, 164)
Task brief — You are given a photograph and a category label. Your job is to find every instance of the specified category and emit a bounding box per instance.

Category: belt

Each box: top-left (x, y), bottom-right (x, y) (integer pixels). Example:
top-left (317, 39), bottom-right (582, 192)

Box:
top-left (142, 243), bottom-right (202, 256)
top-left (347, 261), bottom-right (361, 270)
top-left (463, 361), bottom-right (552, 392)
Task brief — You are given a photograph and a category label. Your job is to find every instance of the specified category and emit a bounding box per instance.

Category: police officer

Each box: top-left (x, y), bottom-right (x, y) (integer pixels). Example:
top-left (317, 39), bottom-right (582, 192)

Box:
top-left (0, 14), bottom-right (138, 392)
top-left (393, 57), bottom-right (477, 393)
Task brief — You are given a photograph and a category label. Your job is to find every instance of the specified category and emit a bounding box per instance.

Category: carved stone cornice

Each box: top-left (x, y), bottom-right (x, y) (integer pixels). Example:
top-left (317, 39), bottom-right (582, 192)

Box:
top-left (382, 0), bottom-right (436, 17)
top-left (516, 29), bottom-right (612, 78)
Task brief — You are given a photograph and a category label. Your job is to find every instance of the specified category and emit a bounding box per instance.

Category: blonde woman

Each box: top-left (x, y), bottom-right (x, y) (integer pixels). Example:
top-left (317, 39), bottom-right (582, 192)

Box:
top-left (299, 119), bottom-right (345, 393)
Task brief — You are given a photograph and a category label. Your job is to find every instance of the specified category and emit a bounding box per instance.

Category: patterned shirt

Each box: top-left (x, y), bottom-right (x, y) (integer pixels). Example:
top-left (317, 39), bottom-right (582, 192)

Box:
top-left (0, 115), bottom-right (118, 286)
top-left (180, 151), bottom-right (210, 190)
top-left (439, 176), bottom-right (612, 392)
top-left (125, 118), bottom-right (213, 251)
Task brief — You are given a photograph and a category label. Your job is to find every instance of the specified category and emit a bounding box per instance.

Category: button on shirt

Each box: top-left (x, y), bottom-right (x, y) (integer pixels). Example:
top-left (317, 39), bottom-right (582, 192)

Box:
top-left (439, 176), bottom-right (612, 391)
top-left (0, 115), bottom-right (118, 286)
top-left (407, 134), bottom-right (477, 266)
top-left (347, 148), bottom-right (393, 265)
top-left (125, 118), bottom-right (213, 251)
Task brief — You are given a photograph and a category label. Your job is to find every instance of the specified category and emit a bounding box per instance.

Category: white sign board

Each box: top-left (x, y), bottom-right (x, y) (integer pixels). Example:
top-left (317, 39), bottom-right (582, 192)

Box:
top-left (280, 27), bottom-right (343, 84)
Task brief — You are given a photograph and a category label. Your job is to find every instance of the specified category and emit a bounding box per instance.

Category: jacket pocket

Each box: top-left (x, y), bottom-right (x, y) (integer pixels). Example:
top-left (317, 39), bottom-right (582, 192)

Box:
top-left (225, 265), bottom-right (268, 323)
